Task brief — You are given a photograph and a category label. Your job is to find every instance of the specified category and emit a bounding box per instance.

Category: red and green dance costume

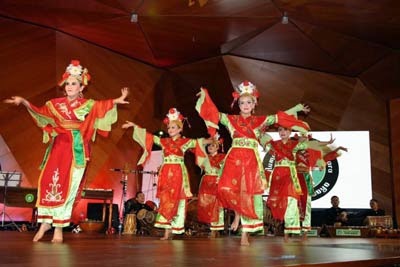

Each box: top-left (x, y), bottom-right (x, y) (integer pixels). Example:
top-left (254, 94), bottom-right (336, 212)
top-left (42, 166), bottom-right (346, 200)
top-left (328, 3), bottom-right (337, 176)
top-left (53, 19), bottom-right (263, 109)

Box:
top-left (27, 97), bottom-right (117, 227)
top-left (197, 143), bottom-right (226, 231)
top-left (267, 139), bottom-right (307, 235)
top-left (132, 125), bottom-right (206, 234)
top-left (196, 88), bottom-right (309, 233)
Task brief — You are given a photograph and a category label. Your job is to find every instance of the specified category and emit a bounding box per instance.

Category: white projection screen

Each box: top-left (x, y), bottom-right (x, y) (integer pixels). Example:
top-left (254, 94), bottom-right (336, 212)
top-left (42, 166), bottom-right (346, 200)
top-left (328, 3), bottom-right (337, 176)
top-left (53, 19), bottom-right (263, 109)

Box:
top-left (260, 131), bottom-right (372, 209)
top-left (142, 150), bottom-right (162, 207)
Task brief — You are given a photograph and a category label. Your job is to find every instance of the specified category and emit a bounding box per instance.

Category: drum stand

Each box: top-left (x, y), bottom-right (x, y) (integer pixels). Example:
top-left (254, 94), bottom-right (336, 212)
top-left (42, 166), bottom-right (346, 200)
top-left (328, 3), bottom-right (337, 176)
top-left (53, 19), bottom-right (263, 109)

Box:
top-left (118, 172), bottom-right (129, 234)
top-left (0, 172), bottom-right (22, 232)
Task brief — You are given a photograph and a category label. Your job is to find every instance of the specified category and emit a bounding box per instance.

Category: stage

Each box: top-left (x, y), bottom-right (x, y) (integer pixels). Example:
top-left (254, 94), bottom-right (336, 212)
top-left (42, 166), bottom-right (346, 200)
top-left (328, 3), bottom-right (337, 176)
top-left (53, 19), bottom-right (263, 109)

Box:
top-left (0, 231), bottom-right (400, 267)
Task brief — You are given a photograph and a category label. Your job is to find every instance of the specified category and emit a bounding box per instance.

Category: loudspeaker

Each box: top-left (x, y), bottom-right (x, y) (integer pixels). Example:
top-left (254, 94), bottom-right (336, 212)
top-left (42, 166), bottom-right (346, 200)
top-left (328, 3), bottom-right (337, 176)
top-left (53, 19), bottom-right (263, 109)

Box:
top-left (87, 203), bottom-right (120, 229)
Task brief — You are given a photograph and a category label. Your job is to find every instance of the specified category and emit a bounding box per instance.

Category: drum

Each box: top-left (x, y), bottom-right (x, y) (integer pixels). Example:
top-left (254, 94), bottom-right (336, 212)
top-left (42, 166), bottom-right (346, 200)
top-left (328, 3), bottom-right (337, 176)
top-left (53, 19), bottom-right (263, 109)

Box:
top-left (137, 209), bottom-right (156, 225)
top-left (145, 200), bottom-right (157, 211)
top-left (123, 214), bottom-right (137, 234)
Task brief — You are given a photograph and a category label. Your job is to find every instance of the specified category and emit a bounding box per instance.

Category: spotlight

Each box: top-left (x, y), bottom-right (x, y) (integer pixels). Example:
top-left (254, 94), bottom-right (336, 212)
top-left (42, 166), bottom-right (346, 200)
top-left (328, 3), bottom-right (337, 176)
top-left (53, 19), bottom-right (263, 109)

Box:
top-left (282, 12), bottom-right (289, 24)
top-left (131, 13), bottom-right (138, 23)
top-left (153, 130), bottom-right (167, 138)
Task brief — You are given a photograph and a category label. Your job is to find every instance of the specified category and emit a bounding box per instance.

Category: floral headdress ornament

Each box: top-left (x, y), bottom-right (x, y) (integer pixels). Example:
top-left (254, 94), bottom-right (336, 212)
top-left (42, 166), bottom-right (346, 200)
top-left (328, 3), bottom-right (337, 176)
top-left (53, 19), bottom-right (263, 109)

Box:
top-left (58, 60), bottom-right (91, 87)
top-left (163, 108), bottom-right (191, 128)
top-left (231, 80), bottom-right (260, 108)
top-left (211, 132), bottom-right (224, 152)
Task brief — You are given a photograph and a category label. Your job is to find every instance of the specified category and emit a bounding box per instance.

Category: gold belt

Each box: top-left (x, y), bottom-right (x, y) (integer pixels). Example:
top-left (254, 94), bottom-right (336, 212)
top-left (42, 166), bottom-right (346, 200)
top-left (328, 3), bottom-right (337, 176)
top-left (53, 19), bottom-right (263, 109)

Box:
top-left (274, 159), bottom-right (296, 167)
top-left (164, 157), bottom-right (184, 164)
top-left (205, 169), bottom-right (219, 176)
top-left (59, 120), bottom-right (81, 129)
top-left (232, 138), bottom-right (258, 149)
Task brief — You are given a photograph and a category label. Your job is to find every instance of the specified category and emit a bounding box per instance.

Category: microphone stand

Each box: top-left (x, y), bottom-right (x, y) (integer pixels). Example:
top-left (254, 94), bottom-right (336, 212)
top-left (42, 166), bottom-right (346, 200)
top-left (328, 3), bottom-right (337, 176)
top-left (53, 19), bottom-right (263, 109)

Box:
top-left (0, 171), bottom-right (22, 232)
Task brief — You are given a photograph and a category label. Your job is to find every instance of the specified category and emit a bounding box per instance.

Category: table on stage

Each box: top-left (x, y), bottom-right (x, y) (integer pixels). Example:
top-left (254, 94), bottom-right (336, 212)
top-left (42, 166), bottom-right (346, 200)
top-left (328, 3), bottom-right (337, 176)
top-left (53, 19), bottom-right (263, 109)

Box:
top-left (81, 188), bottom-right (114, 229)
top-left (0, 187), bottom-right (114, 228)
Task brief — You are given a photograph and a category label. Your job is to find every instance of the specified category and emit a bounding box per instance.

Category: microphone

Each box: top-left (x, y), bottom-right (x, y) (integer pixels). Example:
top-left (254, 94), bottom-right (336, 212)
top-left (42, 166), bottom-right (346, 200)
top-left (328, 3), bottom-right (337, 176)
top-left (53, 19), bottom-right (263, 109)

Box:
top-left (110, 168), bottom-right (122, 172)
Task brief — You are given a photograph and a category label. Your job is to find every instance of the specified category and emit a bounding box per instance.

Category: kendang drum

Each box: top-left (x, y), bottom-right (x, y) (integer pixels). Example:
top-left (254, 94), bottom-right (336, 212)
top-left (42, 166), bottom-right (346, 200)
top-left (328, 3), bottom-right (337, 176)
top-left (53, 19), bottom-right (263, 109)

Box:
top-left (145, 200), bottom-right (157, 211)
top-left (123, 213), bottom-right (137, 234)
top-left (137, 209), bottom-right (156, 226)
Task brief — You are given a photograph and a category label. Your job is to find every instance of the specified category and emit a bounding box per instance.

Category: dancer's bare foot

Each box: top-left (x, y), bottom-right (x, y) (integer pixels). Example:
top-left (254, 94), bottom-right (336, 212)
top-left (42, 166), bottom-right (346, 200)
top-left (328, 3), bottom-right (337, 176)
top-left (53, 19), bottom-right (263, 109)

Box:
top-left (284, 233), bottom-right (289, 243)
top-left (51, 227), bottom-right (63, 243)
top-left (240, 232), bottom-right (249, 246)
top-left (33, 223), bottom-right (51, 242)
top-left (230, 212), bottom-right (240, 231)
top-left (210, 231), bottom-right (217, 238)
top-left (160, 229), bottom-right (172, 240)
top-left (301, 232), bottom-right (308, 242)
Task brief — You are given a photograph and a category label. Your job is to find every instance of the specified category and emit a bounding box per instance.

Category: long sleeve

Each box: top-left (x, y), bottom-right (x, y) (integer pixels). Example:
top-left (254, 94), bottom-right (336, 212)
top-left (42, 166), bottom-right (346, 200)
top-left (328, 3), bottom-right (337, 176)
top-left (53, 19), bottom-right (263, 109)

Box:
top-left (132, 124), bottom-right (157, 166)
top-left (276, 111), bottom-right (310, 134)
top-left (77, 99), bottom-right (117, 142)
top-left (26, 101), bottom-right (58, 143)
top-left (195, 88), bottom-right (219, 137)
top-left (195, 138), bottom-right (212, 172)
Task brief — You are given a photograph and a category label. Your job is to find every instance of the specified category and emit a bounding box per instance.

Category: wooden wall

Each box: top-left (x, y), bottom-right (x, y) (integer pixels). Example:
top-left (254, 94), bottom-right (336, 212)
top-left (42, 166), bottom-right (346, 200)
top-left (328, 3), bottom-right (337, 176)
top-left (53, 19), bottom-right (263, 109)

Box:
top-left (390, 99), bottom-right (400, 227)
top-left (0, 18), bottom-right (395, 221)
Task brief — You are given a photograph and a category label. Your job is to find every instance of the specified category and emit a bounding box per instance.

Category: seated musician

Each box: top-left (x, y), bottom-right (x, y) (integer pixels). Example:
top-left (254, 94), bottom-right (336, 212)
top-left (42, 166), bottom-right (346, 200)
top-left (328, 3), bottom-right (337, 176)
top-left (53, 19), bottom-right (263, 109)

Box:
top-left (124, 191), bottom-right (155, 233)
top-left (364, 198), bottom-right (385, 217)
top-left (125, 191), bottom-right (154, 214)
top-left (362, 198), bottom-right (386, 226)
top-left (324, 195), bottom-right (348, 226)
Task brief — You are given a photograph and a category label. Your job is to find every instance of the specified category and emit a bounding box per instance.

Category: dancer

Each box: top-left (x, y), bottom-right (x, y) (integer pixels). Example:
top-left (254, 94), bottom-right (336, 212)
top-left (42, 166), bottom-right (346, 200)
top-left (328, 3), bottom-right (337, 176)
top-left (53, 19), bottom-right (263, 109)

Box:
top-left (196, 133), bottom-right (226, 238)
top-left (296, 148), bottom-right (316, 241)
top-left (196, 81), bottom-right (310, 245)
top-left (122, 108), bottom-right (209, 240)
top-left (266, 126), bottom-right (307, 242)
top-left (295, 134), bottom-right (347, 240)
top-left (4, 59), bottom-right (129, 243)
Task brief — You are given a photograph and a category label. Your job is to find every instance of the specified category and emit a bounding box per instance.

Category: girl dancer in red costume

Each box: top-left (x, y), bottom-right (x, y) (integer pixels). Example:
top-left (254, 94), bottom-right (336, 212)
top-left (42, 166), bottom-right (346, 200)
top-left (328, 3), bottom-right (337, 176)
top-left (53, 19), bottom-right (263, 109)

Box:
top-left (4, 60), bottom-right (129, 243)
top-left (196, 81), bottom-right (310, 245)
top-left (122, 108), bottom-right (210, 240)
top-left (197, 133), bottom-right (226, 238)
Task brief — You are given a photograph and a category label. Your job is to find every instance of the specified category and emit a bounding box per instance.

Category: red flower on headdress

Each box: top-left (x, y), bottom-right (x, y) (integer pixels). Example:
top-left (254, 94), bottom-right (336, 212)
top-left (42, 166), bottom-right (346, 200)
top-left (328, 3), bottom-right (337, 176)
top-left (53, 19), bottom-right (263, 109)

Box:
top-left (253, 90), bottom-right (260, 98)
top-left (71, 60), bottom-right (80, 66)
top-left (62, 72), bottom-right (70, 79)
top-left (232, 91), bottom-right (240, 99)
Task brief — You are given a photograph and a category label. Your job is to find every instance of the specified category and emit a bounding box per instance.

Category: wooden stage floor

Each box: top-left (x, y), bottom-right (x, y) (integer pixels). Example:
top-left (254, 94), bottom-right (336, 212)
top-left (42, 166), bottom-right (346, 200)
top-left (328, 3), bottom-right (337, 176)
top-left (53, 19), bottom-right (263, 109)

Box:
top-left (1, 231), bottom-right (400, 267)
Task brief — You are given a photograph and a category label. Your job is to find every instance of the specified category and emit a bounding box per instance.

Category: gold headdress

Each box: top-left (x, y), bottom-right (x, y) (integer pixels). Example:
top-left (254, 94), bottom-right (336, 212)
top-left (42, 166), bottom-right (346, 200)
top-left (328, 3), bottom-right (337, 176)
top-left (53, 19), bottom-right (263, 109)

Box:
top-left (211, 132), bottom-right (224, 152)
top-left (163, 108), bottom-right (189, 128)
top-left (231, 80), bottom-right (260, 108)
top-left (58, 60), bottom-right (91, 86)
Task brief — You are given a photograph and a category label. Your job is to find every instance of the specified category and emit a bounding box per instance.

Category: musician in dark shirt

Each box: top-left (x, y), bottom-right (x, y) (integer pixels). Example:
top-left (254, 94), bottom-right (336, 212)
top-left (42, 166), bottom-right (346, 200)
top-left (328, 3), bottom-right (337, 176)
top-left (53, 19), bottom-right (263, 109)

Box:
top-left (364, 198), bottom-right (385, 217)
top-left (125, 191), bottom-right (153, 215)
top-left (124, 191), bottom-right (155, 234)
top-left (324, 195), bottom-right (348, 226)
